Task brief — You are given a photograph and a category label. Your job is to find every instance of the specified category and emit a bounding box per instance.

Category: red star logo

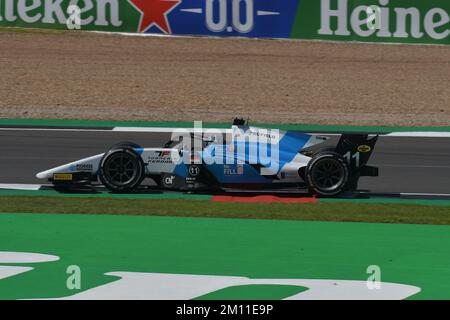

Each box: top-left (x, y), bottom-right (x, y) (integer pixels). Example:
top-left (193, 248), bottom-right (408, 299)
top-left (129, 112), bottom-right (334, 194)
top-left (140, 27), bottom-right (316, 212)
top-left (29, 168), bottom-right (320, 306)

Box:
top-left (129, 0), bottom-right (181, 34)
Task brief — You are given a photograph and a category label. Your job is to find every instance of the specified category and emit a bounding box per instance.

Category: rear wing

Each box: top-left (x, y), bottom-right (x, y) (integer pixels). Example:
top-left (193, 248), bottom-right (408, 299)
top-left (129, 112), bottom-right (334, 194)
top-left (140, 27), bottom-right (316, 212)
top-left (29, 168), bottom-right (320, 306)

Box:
top-left (336, 134), bottom-right (379, 177)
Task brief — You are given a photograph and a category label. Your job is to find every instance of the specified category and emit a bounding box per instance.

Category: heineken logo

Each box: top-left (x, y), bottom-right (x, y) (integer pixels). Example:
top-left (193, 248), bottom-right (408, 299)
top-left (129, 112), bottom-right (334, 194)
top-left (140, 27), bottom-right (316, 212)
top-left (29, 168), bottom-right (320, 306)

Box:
top-left (0, 0), bottom-right (123, 27)
top-left (318, 0), bottom-right (449, 40)
top-left (0, 0), bottom-right (182, 33)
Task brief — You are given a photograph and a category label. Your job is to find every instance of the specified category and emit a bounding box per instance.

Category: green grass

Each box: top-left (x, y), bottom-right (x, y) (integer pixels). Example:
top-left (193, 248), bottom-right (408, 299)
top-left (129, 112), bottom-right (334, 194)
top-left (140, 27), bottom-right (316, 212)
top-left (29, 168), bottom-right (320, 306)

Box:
top-left (2, 212), bottom-right (450, 299)
top-left (1, 196), bottom-right (450, 225)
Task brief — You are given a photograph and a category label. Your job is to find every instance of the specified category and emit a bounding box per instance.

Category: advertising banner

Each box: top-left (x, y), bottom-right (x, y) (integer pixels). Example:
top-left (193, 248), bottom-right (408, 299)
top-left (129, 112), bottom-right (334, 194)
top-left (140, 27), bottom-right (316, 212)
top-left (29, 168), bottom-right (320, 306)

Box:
top-left (292, 0), bottom-right (450, 45)
top-left (0, 0), bottom-right (448, 45)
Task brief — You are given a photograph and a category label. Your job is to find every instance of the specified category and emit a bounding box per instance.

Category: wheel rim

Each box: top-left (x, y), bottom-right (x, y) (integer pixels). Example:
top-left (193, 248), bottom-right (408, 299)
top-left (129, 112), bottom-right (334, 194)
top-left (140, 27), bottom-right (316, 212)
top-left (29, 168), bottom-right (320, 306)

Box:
top-left (311, 158), bottom-right (345, 192)
top-left (103, 152), bottom-right (139, 186)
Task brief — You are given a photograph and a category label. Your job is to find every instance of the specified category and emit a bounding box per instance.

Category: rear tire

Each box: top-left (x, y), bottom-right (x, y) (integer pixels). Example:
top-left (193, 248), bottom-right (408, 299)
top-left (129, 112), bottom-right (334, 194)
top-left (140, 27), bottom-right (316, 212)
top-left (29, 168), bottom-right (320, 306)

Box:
top-left (306, 152), bottom-right (349, 197)
top-left (99, 148), bottom-right (145, 192)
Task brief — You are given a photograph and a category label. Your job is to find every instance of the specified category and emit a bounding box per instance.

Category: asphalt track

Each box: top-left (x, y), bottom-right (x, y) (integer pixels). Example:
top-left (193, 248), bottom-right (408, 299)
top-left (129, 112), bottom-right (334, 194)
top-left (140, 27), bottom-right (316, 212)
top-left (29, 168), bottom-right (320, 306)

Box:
top-left (0, 129), bottom-right (449, 196)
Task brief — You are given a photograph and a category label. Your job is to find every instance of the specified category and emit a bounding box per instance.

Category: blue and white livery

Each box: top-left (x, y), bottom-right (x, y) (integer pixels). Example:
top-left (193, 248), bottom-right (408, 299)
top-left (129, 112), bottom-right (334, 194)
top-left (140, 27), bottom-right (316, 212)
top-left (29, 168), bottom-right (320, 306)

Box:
top-left (36, 119), bottom-right (379, 196)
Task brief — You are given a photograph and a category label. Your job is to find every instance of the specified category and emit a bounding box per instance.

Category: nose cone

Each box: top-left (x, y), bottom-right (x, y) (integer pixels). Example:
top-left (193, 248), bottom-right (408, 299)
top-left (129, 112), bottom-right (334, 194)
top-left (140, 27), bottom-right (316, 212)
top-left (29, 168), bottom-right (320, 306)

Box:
top-left (35, 153), bottom-right (104, 180)
top-left (36, 168), bottom-right (56, 179)
top-left (36, 172), bottom-right (47, 179)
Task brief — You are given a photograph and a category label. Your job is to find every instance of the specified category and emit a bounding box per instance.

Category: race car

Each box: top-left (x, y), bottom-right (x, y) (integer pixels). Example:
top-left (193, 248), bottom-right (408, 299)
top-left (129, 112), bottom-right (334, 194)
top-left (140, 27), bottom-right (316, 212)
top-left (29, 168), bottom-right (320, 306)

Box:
top-left (36, 119), bottom-right (379, 197)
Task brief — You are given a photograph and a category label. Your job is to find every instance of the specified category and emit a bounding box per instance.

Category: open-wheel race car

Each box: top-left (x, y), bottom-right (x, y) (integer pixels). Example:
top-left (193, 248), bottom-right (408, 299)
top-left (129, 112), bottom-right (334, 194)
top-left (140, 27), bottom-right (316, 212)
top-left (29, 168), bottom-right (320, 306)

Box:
top-left (36, 119), bottom-right (378, 197)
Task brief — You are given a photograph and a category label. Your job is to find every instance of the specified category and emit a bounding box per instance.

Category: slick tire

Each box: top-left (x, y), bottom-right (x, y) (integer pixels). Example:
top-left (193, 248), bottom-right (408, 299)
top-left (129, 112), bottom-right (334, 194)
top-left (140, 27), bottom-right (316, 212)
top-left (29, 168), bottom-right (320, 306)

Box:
top-left (306, 152), bottom-right (349, 197)
top-left (99, 148), bottom-right (145, 193)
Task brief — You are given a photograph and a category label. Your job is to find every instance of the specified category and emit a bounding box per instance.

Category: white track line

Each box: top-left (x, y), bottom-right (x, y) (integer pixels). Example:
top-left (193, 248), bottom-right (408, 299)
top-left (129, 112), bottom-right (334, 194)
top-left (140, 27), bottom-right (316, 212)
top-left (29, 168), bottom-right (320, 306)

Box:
top-left (386, 132), bottom-right (450, 138)
top-left (87, 29), bottom-right (450, 48)
top-left (113, 127), bottom-right (196, 133)
top-left (113, 127), bottom-right (450, 138)
top-left (380, 164), bottom-right (450, 169)
top-left (112, 127), bottom-right (234, 134)
top-left (358, 191), bottom-right (450, 198)
top-left (400, 192), bottom-right (450, 197)
top-left (0, 128), bottom-right (113, 132)
top-left (0, 184), bottom-right (43, 191)
top-left (91, 30), bottom-right (185, 39)
top-left (1, 127), bottom-right (450, 138)
top-left (0, 183), bottom-right (449, 198)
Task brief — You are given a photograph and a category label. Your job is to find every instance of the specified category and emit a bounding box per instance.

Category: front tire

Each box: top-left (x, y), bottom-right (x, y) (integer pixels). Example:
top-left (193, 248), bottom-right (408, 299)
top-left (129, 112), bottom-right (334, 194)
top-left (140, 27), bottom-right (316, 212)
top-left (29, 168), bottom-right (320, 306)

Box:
top-left (99, 148), bottom-right (145, 192)
top-left (306, 152), bottom-right (349, 197)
